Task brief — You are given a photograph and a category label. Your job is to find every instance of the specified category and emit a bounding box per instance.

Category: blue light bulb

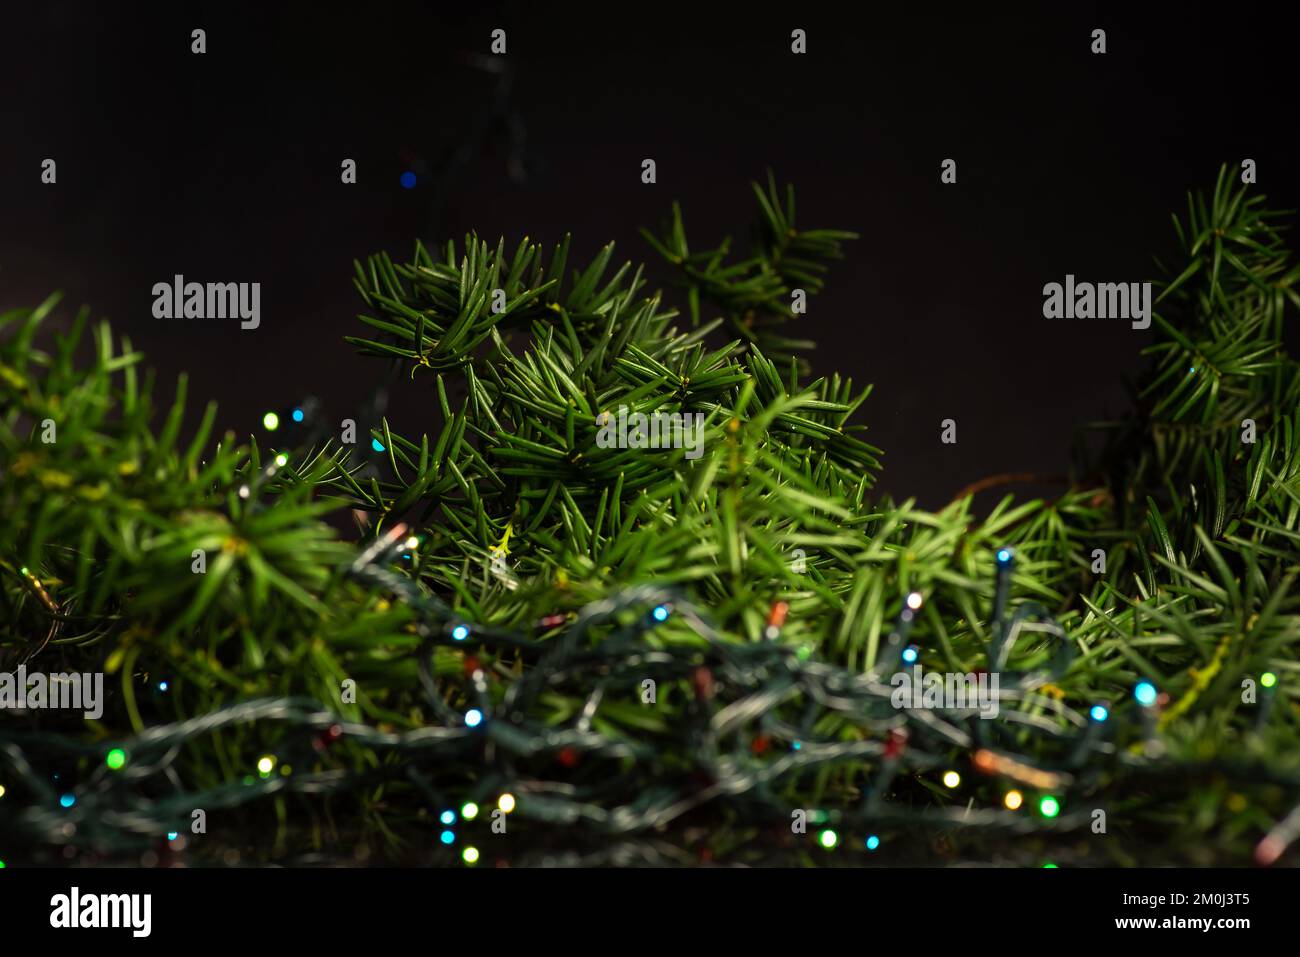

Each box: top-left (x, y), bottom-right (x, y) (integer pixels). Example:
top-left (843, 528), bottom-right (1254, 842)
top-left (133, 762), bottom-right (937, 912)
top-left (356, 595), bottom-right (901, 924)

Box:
top-left (1135, 681), bottom-right (1157, 707)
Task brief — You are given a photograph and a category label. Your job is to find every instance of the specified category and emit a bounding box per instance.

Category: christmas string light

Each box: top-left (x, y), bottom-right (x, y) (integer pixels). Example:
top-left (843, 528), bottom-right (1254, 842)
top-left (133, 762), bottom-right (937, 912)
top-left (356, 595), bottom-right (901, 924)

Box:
top-left (1135, 682), bottom-right (1158, 707)
top-left (1255, 800), bottom-right (1300, 866)
top-left (992, 547), bottom-right (1014, 642)
top-left (971, 749), bottom-right (1071, 792)
top-left (874, 591), bottom-right (924, 671)
top-left (1256, 673), bottom-right (1277, 730)
top-left (763, 600), bottom-right (789, 640)
top-left (0, 539), bottom-right (1286, 868)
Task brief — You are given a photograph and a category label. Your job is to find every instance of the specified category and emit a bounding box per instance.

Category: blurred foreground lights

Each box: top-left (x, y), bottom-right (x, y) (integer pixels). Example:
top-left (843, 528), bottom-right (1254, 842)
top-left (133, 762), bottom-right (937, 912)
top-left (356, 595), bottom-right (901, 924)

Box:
top-left (865, 835), bottom-right (880, 851)
top-left (1039, 796), bottom-right (1061, 818)
top-left (464, 708), bottom-right (484, 727)
top-left (462, 846), bottom-right (480, 865)
top-left (942, 770), bottom-right (961, 788)
top-left (1004, 790), bottom-right (1024, 811)
top-left (498, 793), bottom-right (516, 814)
top-left (651, 604), bottom-right (670, 622)
top-left (404, 536), bottom-right (420, 551)
top-left (901, 646), bottom-right (918, 664)
top-left (440, 830), bottom-right (455, 846)
top-left (1261, 672), bottom-right (1278, 689)
top-left (262, 412), bottom-right (279, 431)
top-left (451, 624), bottom-right (471, 642)
top-left (818, 829), bottom-right (838, 849)
top-left (1090, 704), bottom-right (1109, 722)
top-left (440, 810), bottom-right (456, 825)
top-left (105, 748), bottom-right (127, 770)
top-left (59, 794), bottom-right (75, 808)
top-left (906, 591), bottom-right (923, 611)
top-left (0, 784), bottom-right (6, 798)
top-left (257, 755), bottom-right (275, 777)
top-left (275, 453), bottom-right (288, 467)
top-left (461, 802), bottom-right (479, 821)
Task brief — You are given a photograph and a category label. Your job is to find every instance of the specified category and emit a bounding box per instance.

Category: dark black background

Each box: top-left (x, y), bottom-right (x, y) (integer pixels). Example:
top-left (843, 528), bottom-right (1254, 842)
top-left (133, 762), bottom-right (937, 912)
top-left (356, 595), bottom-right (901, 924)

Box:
top-left (3, 1), bottom-right (1297, 508)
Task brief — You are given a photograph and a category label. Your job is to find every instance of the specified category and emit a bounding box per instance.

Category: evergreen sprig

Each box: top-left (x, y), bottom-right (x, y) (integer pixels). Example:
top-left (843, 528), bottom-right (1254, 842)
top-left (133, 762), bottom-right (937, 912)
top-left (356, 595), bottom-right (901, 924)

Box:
top-left (1, 168), bottom-right (1298, 866)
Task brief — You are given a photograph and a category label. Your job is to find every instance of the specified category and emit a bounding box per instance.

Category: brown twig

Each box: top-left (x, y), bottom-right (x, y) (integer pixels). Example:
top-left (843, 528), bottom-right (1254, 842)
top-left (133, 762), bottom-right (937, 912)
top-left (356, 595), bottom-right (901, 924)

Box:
top-left (949, 472), bottom-right (1072, 505)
